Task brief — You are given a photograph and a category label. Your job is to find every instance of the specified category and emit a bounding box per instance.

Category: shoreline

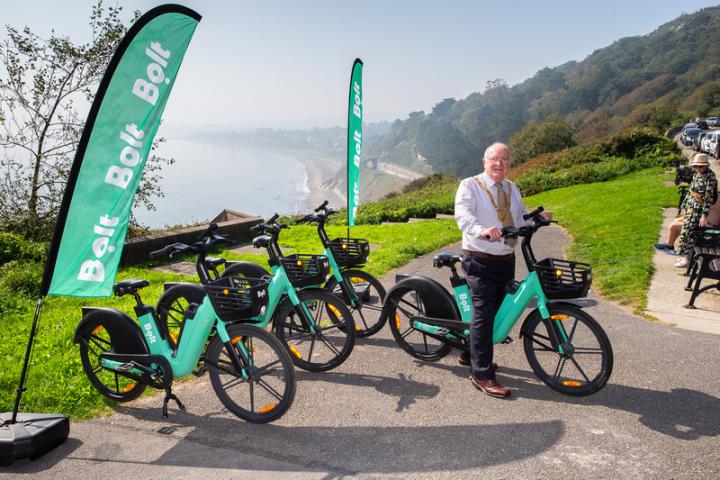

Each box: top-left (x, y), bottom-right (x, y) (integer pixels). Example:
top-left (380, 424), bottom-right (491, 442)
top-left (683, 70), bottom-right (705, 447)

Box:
top-left (250, 145), bottom-right (347, 213)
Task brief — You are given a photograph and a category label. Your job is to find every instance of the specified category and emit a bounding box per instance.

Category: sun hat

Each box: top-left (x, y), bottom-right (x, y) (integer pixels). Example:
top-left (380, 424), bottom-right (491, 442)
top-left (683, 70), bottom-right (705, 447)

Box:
top-left (689, 153), bottom-right (710, 166)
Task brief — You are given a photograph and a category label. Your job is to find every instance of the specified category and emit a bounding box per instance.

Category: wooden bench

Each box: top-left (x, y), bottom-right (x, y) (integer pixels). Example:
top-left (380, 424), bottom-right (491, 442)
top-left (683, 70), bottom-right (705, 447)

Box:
top-left (684, 228), bottom-right (720, 309)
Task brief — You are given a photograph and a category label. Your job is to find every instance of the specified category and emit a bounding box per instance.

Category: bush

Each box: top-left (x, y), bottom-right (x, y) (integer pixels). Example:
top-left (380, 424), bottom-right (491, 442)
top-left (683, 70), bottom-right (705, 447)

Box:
top-left (0, 232), bottom-right (47, 266)
top-left (0, 260), bottom-right (43, 297)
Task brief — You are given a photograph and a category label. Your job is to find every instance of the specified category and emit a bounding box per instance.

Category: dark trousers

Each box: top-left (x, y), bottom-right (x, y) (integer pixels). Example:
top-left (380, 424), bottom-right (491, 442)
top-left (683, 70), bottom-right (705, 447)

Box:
top-left (461, 255), bottom-right (515, 380)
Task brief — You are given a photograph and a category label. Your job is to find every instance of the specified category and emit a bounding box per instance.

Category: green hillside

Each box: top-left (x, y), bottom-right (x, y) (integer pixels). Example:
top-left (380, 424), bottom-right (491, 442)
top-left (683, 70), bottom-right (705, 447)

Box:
top-left (369, 6), bottom-right (720, 177)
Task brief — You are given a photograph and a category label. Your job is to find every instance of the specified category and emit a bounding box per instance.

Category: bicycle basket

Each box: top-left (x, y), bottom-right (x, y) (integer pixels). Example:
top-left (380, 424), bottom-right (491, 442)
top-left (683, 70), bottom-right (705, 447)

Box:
top-left (327, 237), bottom-right (370, 267)
top-left (205, 275), bottom-right (268, 321)
top-left (279, 254), bottom-right (330, 287)
top-left (533, 258), bottom-right (592, 299)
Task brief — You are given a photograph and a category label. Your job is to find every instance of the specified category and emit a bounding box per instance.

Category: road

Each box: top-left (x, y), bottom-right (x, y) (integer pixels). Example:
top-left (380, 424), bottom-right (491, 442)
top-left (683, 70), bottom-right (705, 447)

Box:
top-left (4, 224), bottom-right (720, 479)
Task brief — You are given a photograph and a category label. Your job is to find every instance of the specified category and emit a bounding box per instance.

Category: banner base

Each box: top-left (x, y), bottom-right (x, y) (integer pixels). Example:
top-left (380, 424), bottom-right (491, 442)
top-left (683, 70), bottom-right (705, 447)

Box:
top-left (0, 412), bottom-right (69, 466)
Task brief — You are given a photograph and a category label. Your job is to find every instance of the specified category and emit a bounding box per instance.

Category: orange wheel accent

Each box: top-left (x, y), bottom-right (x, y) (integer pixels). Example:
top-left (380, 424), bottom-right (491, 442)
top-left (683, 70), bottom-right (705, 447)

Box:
top-left (231, 336), bottom-right (242, 345)
top-left (122, 382), bottom-right (137, 393)
top-left (561, 380), bottom-right (583, 387)
top-left (550, 314), bottom-right (569, 320)
top-left (327, 304), bottom-right (343, 319)
top-left (395, 313), bottom-right (401, 330)
top-left (288, 345), bottom-right (302, 359)
top-left (169, 332), bottom-right (178, 345)
top-left (91, 326), bottom-right (105, 335)
top-left (350, 277), bottom-right (364, 283)
top-left (258, 403), bottom-right (277, 414)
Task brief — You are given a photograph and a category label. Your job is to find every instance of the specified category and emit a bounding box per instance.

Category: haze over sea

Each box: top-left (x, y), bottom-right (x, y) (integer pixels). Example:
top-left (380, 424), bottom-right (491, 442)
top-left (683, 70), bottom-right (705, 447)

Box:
top-left (132, 138), bottom-right (308, 228)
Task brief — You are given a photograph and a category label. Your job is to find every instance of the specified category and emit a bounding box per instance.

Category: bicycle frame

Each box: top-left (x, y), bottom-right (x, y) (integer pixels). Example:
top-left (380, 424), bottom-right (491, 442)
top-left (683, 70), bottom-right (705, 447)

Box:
top-left (412, 218), bottom-right (571, 351)
top-left (99, 297), bottom-right (250, 378)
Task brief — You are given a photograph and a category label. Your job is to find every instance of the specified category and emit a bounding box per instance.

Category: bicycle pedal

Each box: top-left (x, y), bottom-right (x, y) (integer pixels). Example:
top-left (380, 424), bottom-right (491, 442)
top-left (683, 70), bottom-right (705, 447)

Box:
top-left (192, 366), bottom-right (207, 377)
top-left (115, 362), bottom-right (136, 372)
top-left (501, 336), bottom-right (514, 344)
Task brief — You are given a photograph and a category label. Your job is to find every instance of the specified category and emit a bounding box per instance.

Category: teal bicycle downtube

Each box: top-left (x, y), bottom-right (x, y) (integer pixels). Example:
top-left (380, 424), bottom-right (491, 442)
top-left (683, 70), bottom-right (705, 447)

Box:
top-left (168, 297), bottom-right (217, 377)
top-left (492, 272), bottom-right (547, 344)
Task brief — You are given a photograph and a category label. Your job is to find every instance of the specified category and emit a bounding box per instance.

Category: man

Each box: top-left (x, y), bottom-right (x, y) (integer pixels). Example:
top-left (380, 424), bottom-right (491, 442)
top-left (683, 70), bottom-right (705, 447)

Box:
top-left (454, 142), bottom-right (550, 398)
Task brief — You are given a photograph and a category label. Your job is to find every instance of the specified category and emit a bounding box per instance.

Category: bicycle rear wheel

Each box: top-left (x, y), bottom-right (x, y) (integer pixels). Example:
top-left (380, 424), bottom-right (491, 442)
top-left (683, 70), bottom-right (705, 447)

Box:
top-left (325, 269), bottom-right (387, 337)
top-left (274, 289), bottom-right (356, 372)
top-left (207, 323), bottom-right (296, 423)
top-left (77, 315), bottom-right (147, 402)
top-left (386, 286), bottom-right (452, 361)
top-left (522, 305), bottom-right (613, 396)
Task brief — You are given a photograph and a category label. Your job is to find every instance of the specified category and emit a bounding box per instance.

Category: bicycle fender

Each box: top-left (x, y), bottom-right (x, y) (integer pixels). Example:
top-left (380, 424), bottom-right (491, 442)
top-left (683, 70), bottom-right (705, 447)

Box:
top-left (385, 276), bottom-right (460, 320)
top-left (74, 307), bottom-right (148, 354)
top-left (222, 261), bottom-right (271, 279)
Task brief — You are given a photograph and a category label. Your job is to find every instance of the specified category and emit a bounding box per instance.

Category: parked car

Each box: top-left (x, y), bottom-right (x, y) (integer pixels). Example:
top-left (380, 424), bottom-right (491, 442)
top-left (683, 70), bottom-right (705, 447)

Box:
top-left (696, 120), bottom-right (709, 130)
top-left (693, 132), bottom-right (708, 151)
top-left (682, 127), bottom-right (702, 146)
top-left (708, 131), bottom-right (720, 157)
top-left (707, 116), bottom-right (719, 127)
top-left (702, 131), bottom-right (719, 154)
top-left (683, 122), bottom-right (698, 131)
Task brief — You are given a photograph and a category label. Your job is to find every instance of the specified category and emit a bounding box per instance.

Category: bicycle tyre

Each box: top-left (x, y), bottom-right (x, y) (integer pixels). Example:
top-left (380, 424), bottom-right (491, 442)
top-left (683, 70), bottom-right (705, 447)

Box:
top-left (273, 289), bottom-right (356, 372)
top-left (324, 269), bottom-right (387, 337)
top-left (522, 305), bottom-right (613, 396)
top-left (207, 323), bottom-right (296, 423)
top-left (386, 285), bottom-right (452, 361)
top-left (156, 283), bottom-right (205, 349)
top-left (78, 315), bottom-right (148, 402)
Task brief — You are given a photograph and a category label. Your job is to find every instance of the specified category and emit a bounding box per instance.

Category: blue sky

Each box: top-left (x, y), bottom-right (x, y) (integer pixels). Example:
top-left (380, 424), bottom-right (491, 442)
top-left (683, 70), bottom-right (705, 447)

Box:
top-left (3, 1), bottom-right (720, 132)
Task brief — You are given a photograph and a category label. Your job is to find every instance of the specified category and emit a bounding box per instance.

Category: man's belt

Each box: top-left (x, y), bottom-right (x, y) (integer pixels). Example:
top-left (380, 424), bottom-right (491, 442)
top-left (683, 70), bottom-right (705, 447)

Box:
top-left (463, 250), bottom-right (514, 261)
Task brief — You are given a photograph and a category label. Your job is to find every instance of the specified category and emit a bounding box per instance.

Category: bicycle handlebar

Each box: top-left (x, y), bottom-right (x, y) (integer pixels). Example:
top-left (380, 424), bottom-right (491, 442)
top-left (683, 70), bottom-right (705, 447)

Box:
top-left (314, 200), bottom-right (329, 212)
top-left (149, 242), bottom-right (191, 259)
top-left (481, 206), bottom-right (551, 240)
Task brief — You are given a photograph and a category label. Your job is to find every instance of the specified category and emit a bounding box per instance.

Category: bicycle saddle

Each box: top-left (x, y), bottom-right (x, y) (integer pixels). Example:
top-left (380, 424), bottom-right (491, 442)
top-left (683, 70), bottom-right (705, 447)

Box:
top-left (204, 256), bottom-right (226, 268)
top-left (433, 252), bottom-right (462, 268)
top-left (252, 235), bottom-right (272, 249)
top-left (113, 279), bottom-right (149, 296)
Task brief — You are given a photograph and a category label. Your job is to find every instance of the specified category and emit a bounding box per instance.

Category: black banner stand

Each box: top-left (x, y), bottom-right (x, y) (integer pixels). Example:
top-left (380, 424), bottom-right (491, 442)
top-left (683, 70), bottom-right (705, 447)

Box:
top-left (0, 298), bottom-right (70, 466)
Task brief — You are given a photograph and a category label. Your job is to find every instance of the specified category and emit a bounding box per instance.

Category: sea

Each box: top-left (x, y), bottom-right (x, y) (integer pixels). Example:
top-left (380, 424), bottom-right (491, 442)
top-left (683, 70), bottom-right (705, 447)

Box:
top-left (132, 138), bottom-right (309, 228)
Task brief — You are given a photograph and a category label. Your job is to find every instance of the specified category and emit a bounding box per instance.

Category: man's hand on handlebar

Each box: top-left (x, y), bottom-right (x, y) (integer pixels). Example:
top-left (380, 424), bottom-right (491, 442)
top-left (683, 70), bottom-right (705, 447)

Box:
top-left (479, 226), bottom-right (503, 241)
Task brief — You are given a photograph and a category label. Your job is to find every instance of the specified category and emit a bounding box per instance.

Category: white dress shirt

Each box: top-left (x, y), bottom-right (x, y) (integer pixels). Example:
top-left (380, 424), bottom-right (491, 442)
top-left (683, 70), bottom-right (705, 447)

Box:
top-left (454, 172), bottom-right (530, 255)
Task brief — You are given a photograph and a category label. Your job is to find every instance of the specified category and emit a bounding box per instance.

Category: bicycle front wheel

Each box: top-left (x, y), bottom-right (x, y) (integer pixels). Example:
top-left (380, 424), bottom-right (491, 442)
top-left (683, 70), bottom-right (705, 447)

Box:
top-left (274, 289), bottom-right (356, 372)
top-left (325, 269), bottom-right (387, 337)
top-left (207, 323), bottom-right (296, 423)
top-left (522, 305), bottom-right (613, 396)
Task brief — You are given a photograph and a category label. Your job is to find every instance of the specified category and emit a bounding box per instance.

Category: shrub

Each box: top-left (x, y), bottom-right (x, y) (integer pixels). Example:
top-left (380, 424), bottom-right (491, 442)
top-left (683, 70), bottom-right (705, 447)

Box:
top-left (0, 232), bottom-right (47, 266)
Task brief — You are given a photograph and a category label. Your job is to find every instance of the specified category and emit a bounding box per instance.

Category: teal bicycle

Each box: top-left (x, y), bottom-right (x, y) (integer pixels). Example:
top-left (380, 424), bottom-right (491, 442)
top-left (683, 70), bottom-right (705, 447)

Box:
top-left (158, 217), bottom-right (356, 372)
top-left (222, 201), bottom-right (387, 337)
top-left (382, 207), bottom-right (613, 396)
top-left (75, 226), bottom-right (296, 423)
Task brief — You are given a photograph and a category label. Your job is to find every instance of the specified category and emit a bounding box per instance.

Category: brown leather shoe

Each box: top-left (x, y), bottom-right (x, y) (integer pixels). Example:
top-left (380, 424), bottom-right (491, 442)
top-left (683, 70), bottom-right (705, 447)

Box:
top-left (458, 352), bottom-right (497, 371)
top-left (470, 376), bottom-right (511, 398)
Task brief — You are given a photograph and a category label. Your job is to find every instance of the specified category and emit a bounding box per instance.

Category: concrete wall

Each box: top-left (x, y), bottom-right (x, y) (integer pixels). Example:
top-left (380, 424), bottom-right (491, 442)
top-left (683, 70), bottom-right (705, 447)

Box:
top-left (120, 215), bottom-right (263, 266)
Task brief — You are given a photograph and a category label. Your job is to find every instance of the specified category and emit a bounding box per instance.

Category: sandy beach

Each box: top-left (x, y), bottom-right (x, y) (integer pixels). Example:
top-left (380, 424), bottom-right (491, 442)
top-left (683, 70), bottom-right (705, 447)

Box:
top-left (253, 146), bottom-right (347, 213)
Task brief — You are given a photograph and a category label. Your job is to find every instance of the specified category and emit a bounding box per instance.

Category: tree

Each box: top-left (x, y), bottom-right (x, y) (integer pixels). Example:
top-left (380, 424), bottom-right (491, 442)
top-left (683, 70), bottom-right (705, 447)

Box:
top-left (0, 1), bottom-right (172, 239)
top-left (508, 115), bottom-right (576, 165)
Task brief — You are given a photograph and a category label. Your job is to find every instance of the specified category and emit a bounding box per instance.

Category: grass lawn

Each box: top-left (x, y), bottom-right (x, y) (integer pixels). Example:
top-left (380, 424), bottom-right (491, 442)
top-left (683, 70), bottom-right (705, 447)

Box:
top-left (526, 167), bottom-right (676, 311)
top-left (0, 220), bottom-right (460, 419)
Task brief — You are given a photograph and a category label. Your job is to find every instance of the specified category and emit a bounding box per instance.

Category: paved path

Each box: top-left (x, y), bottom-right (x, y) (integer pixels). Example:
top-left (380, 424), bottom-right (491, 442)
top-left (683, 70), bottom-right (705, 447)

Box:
top-left (4, 225), bottom-right (720, 478)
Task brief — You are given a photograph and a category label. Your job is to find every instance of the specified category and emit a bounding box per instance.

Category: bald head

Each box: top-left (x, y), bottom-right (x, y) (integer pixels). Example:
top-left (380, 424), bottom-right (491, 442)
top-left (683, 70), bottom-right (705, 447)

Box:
top-left (483, 143), bottom-right (511, 183)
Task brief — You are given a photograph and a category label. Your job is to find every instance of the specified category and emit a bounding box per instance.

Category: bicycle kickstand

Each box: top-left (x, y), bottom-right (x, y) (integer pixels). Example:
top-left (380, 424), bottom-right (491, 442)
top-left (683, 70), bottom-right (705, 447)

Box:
top-left (162, 387), bottom-right (186, 418)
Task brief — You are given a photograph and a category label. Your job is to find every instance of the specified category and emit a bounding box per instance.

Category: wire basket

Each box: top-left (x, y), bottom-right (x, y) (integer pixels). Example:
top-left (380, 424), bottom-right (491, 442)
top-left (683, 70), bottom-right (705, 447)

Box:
top-left (533, 258), bottom-right (592, 299)
top-left (205, 275), bottom-right (268, 321)
top-left (279, 254), bottom-right (330, 287)
top-left (327, 238), bottom-right (370, 267)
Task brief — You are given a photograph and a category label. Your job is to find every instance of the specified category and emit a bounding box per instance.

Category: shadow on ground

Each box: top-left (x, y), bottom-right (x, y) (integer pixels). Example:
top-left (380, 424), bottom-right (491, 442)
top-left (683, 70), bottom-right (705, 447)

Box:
top-left (415, 360), bottom-right (720, 441)
top-left (90, 406), bottom-right (565, 476)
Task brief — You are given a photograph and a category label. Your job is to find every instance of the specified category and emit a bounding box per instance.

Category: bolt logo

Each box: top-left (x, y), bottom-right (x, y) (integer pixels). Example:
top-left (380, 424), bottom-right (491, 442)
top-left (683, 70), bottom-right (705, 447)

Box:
top-left (458, 292), bottom-right (471, 313)
top-left (143, 322), bottom-right (157, 344)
